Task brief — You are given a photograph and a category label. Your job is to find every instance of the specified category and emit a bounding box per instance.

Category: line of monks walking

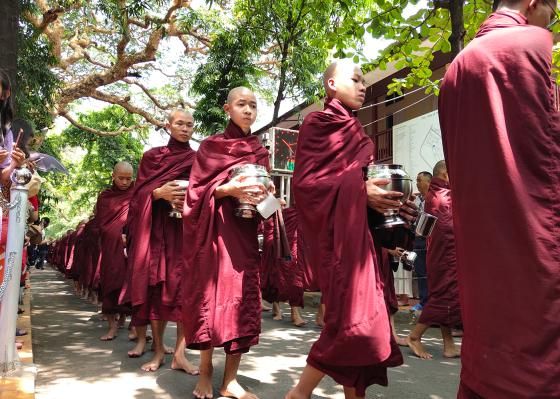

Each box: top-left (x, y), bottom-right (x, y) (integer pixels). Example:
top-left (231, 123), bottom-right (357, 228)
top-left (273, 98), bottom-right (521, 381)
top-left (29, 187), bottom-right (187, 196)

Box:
top-left (40, 6), bottom-right (560, 394)
top-left (43, 62), bottom-right (462, 399)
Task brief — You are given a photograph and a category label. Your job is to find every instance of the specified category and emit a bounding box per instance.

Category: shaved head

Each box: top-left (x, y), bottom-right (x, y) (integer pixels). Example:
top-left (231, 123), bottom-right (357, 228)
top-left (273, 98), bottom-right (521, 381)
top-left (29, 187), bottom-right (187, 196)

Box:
top-left (323, 59), bottom-right (361, 95)
top-left (167, 109), bottom-right (193, 124)
top-left (112, 161), bottom-right (134, 190)
top-left (433, 160), bottom-right (447, 178)
top-left (113, 161), bottom-right (133, 174)
top-left (227, 86), bottom-right (255, 104)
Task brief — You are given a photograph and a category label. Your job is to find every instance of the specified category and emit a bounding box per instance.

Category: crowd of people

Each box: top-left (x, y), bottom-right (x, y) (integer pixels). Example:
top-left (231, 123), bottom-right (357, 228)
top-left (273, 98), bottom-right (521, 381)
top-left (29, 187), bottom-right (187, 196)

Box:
top-left (1, 1), bottom-right (558, 398)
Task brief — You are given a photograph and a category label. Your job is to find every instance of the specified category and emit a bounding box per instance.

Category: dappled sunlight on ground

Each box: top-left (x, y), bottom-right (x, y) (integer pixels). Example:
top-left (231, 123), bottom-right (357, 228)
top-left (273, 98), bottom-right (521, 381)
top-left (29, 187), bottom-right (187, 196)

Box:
top-left (32, 267), bottom-right (460, 399)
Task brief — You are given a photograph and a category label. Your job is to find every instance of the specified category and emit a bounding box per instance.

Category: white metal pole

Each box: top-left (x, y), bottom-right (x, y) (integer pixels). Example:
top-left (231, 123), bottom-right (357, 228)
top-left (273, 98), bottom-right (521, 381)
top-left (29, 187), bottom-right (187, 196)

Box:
top-left (0, 167), bottom-right (32, 375)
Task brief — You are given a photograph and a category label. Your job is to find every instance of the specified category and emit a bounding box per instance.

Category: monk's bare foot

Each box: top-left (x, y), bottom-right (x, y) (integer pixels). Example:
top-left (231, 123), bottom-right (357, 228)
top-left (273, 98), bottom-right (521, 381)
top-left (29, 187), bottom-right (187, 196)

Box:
top-left (171, 353), bottom-right (199, 375)
top-left (395, 335), bottom-right (408, 346)
top-left (443, 347), bottom-right (461, 358)
top-left (407, 336), bottom-right (432, 359)
top-left (100, 327), bottom-right (118, 341)
top-left (272, 312), bottom-right (283, 321)
top-left (151, 343), bottom-right (173, 354)
top-left (219, 379), bottom-right (258, 399)
top-left (314, 318), bottom-right (324, 328)
top-left (127, 340), bottom-right (146, 358)
top-left (291, 316), bottom-right (307, 327)
top-left (193, 371), bottom-right (214, 399)
top-left (141, 352), bottom-right (165, 372)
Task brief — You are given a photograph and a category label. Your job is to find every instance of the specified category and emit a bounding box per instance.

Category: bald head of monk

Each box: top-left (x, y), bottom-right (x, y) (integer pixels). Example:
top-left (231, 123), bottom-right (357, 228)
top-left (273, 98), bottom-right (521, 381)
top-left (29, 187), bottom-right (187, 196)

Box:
top-left (166, 109), bottom-right (194, 143)
top-left (112, 161), bottom-right (134, 191)
top-left (433, 160), bottom-right (449, 183)
top-left (323, 59), bottom-right (366, 111)
top-left (493, 0), bottom-right (557, 27)
top-left (223, 86), bottom-right (257, 134)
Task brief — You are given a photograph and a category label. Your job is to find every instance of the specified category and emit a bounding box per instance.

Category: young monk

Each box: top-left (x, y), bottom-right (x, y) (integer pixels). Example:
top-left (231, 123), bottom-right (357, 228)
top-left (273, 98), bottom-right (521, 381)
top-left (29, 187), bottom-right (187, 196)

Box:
top-left (96, 161), bottom-right (135, 341)
top-left (183, 86), bottom-right (272, 399)
top-left (407, 160), bottom-right (461, 359)
top-left (288, 60), bottom-right (411, 399)
top-left (120, 109), bottom-right (198, 374)
top-left (440, 2), bottom-right (560, 396)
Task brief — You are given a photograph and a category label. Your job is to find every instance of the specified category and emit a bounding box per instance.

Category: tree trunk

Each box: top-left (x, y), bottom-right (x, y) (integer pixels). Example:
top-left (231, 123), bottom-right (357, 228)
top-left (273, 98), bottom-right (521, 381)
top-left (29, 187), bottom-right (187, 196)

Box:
top-left (272, 44), bottom-right (290, 124)
top-left (448, 0), bottom-right (465, 56)
top-left (0, 0), bottom-right (20, 95)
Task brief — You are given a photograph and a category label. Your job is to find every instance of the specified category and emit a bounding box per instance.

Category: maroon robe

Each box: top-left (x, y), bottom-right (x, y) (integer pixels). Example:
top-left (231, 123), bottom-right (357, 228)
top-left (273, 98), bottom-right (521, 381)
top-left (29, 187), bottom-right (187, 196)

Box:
top-left (77, 219), bottom-right (100, 289)
top-left (66, 227), bottom-right (83, 278)
top-left (293, 98), bottom-right (402, 396)
top-left (182, 121), bottom-right (269, 354)
top-left (417, 177), bottom-right (461, 328)
top-left (261, 207), bottom-right (305, 307)
top-left (439, 11), bottom-right (560, 399)
top-left (120, 138), bottom-right (195, 325)
top-left (97, 183), bottom-right (134, 314)
top-left (376, 245), bottom-right (399, 316)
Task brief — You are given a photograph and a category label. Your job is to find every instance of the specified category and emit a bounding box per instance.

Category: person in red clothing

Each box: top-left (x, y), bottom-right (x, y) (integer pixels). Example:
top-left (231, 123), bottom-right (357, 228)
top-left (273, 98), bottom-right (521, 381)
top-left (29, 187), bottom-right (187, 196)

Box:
top-left (439, 1), bottom-right (560, 397)
top-left (406, 160), bottom-right (461, 360)
top-left (182, 87), bottom-right (272, 399)
top-left (287, 60), bottom-right (409, 399)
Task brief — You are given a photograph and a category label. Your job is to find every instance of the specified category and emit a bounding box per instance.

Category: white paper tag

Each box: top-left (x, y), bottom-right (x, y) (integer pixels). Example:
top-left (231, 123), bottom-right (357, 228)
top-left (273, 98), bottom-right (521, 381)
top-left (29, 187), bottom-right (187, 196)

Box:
top-left (256, 194), bottom-right (281, 219)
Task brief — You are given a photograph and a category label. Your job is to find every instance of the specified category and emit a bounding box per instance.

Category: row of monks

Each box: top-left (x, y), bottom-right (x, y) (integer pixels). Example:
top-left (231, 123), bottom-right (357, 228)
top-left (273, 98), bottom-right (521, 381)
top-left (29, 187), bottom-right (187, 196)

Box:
top-left (42, 7), bottom-right (560, 394)
top-left (45, 65), bottom-right (419, 399)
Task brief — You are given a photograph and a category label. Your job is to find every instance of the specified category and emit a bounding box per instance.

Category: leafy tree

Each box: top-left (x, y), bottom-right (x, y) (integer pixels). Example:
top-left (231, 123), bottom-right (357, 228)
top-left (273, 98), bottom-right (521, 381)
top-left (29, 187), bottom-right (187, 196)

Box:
top-left (40, 106), bottom-right (145, 236)
top-left (17, 0), bottom-right (60, 131)
top-left (190, 26), bottom-right (262, 135)
top-left (21, 0), bottom-right (210, 135)
top-left (326, 1), bottom-right (495, 94)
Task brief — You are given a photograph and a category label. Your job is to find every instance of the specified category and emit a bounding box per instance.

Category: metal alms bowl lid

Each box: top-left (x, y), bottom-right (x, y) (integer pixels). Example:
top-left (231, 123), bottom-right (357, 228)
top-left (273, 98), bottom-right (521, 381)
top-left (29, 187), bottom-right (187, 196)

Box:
top-left (367, 163), bottom-right (410, 178)
top-left (230, 164), bottom-right (269, 177)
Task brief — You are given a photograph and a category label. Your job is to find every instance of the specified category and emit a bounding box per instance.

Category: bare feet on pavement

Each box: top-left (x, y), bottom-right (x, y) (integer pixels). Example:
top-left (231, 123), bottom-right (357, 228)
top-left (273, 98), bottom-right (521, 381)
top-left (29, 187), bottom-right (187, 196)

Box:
top-left (219, 379), bottom-right (259, 399)
top-left (407, 336), bottom-right (433, 359)
top-left (141, 352), bottom-right (165, 372)
top-left (127, 339), bottom-right (146, 358)
top-left (171, 353), bottom-right (200, 375)
top-left (443, 347), bottom-right (461, 358)
top-left (193, 370), bottom-right (214, 399)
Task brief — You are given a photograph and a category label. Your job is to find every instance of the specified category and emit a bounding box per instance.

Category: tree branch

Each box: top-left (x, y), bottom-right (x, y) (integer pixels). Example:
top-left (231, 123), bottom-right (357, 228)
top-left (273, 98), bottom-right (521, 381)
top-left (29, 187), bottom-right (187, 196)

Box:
top-left (59, 110), bottom-right (149, 137)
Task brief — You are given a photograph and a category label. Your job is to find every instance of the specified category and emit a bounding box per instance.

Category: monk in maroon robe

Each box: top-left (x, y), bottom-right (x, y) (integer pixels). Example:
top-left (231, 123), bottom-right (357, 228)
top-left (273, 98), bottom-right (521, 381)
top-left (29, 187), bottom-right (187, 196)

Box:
top-left (97, 161), bottom-right (134, 341)
top-left (120, 109), bottom-right (198, 374)
top-left (287, 60), bottom-right (408, 399)
top-left (439, 2), bottom-right (560, 398)
top-left (261, 201), bottom-right (306, 326)
top-left (183, 87), bottom-right (272, 399)
top-left (406, 160), bottom-right (461, 359)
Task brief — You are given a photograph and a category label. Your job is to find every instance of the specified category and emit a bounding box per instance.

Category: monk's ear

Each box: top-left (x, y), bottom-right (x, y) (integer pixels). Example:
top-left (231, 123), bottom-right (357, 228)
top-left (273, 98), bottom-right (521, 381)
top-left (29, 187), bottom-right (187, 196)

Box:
top-left (223, 103), bottom-right (231, 114)
top-left (327, 77), bottom-right (336, 94)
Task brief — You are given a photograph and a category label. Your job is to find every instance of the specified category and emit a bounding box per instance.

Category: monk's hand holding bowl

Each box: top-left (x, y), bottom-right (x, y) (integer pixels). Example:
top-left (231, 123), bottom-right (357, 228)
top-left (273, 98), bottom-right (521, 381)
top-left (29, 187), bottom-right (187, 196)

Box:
top-left (366, 178), bottom-right (404, 213)
top-left (153, 181), bottom-right (186, 203)
top-left (399, 196), bottom-right (418, 225)
top-left (218, 174), bottom-right (267, 205)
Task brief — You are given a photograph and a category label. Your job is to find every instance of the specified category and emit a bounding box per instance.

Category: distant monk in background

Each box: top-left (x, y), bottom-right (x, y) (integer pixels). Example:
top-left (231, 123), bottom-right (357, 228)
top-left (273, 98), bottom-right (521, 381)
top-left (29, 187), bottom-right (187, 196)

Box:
top-left (261, 199), bottom-right (306, 327)
top-left (439, 1), bottom-right (560, 397)
top-left (407, 160), bottom-right (461, 360)
top-left (121, 109), bottom-right (198, 374)
top-left (97, 161), bottom-right (135, 341)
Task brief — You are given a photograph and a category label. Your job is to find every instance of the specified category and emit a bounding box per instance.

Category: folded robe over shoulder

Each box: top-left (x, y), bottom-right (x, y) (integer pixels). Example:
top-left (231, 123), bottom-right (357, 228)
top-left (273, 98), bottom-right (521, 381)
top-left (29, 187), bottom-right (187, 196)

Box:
top-left (440, 11), bottom-right (560, 399)
top-left (96, 183), bottom-right (134, 313)
top-left (293, 98), bottom-right (402, 396)
top-left (418, 177), bottom-right (461, 329)
top-left (120, 138), bottom-right (196, 319)
top-left (182, 121), bottom-right (269, 354)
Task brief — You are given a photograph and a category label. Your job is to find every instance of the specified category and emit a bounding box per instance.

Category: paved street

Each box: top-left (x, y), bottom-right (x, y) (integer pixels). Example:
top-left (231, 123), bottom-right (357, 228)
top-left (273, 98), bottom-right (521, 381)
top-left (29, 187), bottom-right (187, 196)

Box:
top-left (31, 267), bottom-right (460, 399)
